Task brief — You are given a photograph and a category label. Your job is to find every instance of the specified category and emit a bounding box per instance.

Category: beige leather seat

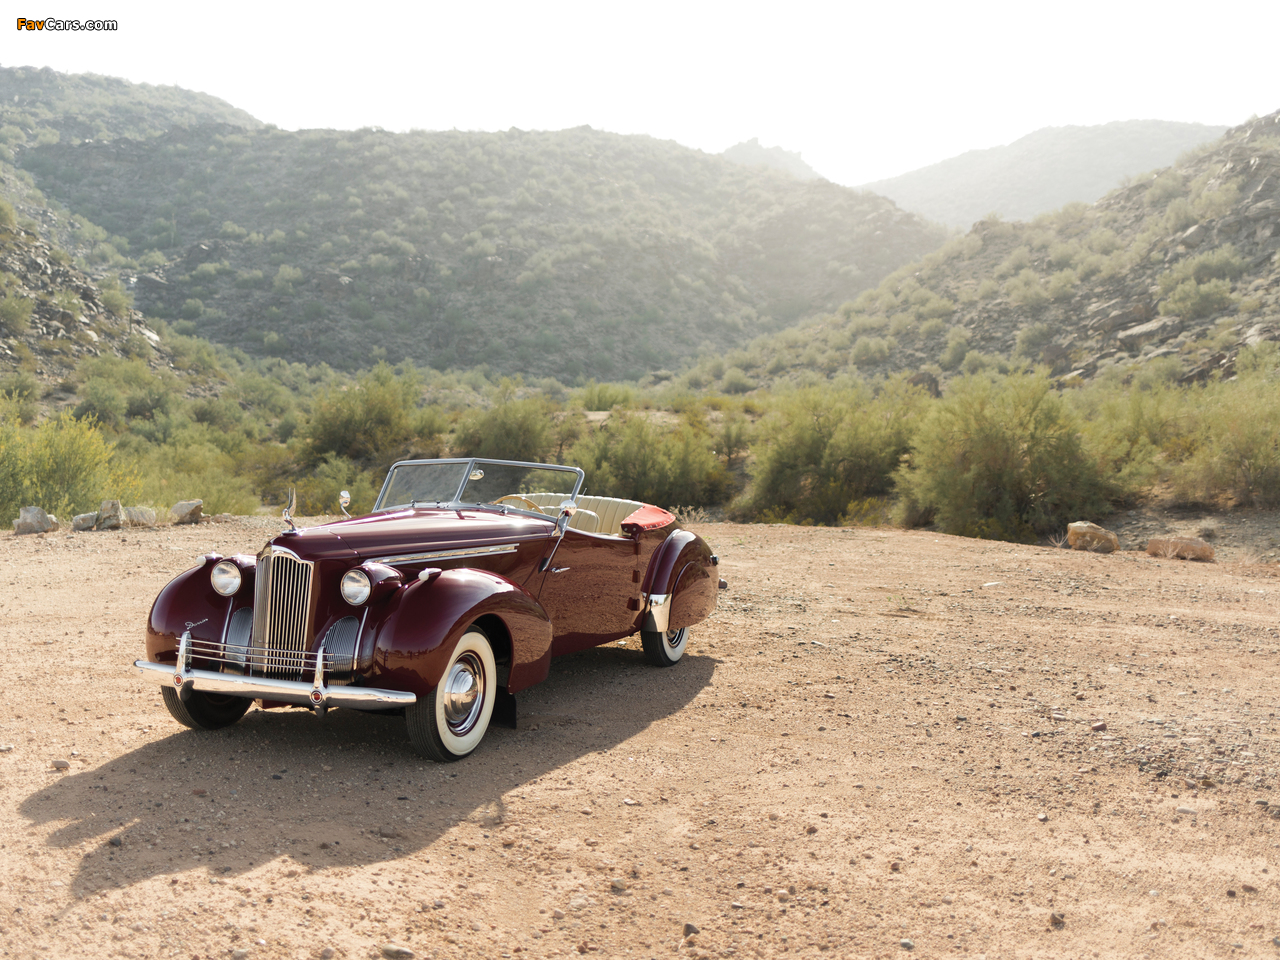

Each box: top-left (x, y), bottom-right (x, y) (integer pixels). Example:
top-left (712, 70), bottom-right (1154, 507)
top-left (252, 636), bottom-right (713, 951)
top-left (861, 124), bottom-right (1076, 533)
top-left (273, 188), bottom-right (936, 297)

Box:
top-left (521, 493), bottom-right (646, 536)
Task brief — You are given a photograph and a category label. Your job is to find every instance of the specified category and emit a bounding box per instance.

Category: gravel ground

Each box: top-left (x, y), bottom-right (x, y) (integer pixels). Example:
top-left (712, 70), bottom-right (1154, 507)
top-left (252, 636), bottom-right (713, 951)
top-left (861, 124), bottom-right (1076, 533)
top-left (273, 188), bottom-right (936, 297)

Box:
top-left (2, 516), bottom-right (1279, 959)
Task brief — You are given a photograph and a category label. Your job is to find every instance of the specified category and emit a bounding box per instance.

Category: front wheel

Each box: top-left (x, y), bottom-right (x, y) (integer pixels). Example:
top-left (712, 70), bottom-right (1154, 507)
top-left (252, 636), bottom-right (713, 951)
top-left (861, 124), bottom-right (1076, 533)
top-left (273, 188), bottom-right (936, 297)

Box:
top-left (161, 686), bottom-right (251, 730)
top-left (406, 627), bottom-right (497, 762)
top-left (641, 626), bottom-right (688, 667)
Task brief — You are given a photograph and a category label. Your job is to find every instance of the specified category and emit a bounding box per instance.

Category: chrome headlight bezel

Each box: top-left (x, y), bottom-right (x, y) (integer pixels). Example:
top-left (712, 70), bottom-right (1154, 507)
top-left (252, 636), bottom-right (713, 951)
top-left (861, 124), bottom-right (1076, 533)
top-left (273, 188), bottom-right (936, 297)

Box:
top-left (210, 560), bottom-right (243, 597)
top-left (340, 568), bottom-right (372, 606)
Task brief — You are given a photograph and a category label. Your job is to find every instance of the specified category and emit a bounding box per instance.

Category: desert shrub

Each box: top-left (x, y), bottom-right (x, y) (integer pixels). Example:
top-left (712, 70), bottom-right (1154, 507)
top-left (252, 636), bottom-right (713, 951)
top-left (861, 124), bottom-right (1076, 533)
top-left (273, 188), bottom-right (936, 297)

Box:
top-left (579, 381), bottom-right (632, 411)
top-left (1157, 245), bottom-right (1245, 294)
top-left (1170, 370), bottom-right (1280, 506)
top-left (295, 454), bottom-right (379, 516)
top-left (1163, 278), bottom-right (1234, 320)
top-left (0, 292), bottom-right (32, 335)
top-left (1014, 322), bottom-right (1055, 360)
top-left (975, 278), bottom-right (1000, 299)
top-left (852, 336), bottom-right (894, 366)
top-left (454, 398), bottom-right (553, 463)
top-left (721, 367), bottom-right (755, 394)
top-left (0, 410), bottom-right (119, 524)
top-left (939, 327), bottom-right (970, 371)
top-left (894, 373), bottom-right (1115, 541)
top-left (126, 434), bottom-right (257, 516)
top-left (1046, 268), bottom-right (1078, 301)
top-left (305, 362), bottom-right (427, 466)
top-left (273, 264), bottom-right (303, 294)
top-left (0, 198), bottom-right (15, 229)
top-left (0, 371), bottom-right (39, 424)
top-left (994, 246), bottom-right (1032, 279)
top-left (568, 414), bottom-right (726, 508)
top-left (1005, 269), bottom-right (1049, 309)
top-left (740, 380), bottom-right (926, 524)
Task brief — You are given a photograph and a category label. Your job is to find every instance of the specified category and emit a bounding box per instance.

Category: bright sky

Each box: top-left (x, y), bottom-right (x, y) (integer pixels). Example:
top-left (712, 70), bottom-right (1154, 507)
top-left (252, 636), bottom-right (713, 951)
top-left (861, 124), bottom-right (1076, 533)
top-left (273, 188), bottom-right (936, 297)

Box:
top-left (4, 0), bottom-right (1277, 185)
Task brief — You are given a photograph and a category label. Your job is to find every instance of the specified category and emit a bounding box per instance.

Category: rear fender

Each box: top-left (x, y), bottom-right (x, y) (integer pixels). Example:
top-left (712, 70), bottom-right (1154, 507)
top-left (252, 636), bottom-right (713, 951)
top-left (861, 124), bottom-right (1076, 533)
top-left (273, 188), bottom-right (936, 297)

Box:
top-left (639, 530), bottom-right (718, 633)
top-left (368, 568), bottom-right (552, 697)
top-left (146, 554), bottom-right (256, 665)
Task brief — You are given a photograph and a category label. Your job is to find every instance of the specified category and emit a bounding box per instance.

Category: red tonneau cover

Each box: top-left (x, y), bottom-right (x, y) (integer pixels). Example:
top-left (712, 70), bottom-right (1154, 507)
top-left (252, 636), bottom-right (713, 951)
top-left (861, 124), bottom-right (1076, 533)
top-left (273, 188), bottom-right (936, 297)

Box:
top-left (621, 504), bottom-right (675, 531)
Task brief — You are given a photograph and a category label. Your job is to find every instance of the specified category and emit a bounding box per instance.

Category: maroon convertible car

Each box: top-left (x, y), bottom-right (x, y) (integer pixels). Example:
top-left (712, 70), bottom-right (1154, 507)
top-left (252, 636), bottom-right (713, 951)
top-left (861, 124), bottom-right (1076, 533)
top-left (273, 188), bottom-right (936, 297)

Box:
top-left (135, 458), bottom-right (724, 761)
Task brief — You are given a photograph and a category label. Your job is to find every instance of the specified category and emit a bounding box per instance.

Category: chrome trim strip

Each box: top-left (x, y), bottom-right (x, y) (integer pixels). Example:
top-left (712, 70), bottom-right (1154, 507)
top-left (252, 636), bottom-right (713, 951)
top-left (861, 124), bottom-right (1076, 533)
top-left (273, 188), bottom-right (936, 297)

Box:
top-left (375, 543), bottom-right (520, 566)
top-left (136, 659), bottom-right (416, 709)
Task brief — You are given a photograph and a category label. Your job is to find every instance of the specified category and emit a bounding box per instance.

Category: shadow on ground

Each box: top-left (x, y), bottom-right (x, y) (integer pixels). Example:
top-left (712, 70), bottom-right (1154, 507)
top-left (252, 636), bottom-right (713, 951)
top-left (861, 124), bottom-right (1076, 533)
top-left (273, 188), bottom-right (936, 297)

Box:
top-left (19, 645), bottom-right (716, 896)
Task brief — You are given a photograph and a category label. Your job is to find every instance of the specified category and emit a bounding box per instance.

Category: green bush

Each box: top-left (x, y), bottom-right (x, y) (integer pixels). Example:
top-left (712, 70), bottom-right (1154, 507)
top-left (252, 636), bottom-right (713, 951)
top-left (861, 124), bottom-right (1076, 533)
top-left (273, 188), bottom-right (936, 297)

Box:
top-left (1014, 322), bottom-right (1054, 361)
top-left (0, 292), bottom-right (32, 335)
top-left (1157, 245), bottom-right (1245, 294)
top-left (295, 454), bottom-right (379, 516)
top-left (580, 381), bottom-right (633, 411)
top-left (894, 373), bottom-right (1115, 541)
top-left (454, 398), bottom-right (553, 463)
top-left (568, 414), bottom-right (726, 508)
top-left (740, 380), bottom-right (925, 524)
top-left (0, 410), bottom-right (120, 524)
top-left (1005, 269), bottom-right (1049, 309)
top-left (1163, 278), bottom-right (1234, 320)
top-left (305, 362), bottom-right (428, 467)
top-left (721, 367), bottom-right (755, 393)
top-left (939, 327), bottom-right (970, 371)
top-left (851, 336), bottom-right (894, 367)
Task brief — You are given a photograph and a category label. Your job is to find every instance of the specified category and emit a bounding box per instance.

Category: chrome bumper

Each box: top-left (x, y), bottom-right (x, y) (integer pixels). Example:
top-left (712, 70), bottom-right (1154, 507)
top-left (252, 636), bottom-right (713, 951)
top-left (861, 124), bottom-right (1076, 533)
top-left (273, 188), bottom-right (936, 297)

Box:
top-left (134, 659), bottom-right (416, 711)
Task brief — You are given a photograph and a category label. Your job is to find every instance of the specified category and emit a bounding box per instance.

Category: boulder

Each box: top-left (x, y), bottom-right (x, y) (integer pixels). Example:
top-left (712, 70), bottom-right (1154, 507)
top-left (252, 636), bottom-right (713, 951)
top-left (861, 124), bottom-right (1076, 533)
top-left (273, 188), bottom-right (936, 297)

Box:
top-left (96, 499), bottom-right (123, 530)
top-left (72, 512), bottom-right (98, 531)
top-left (1067, 521), bottom-right (1119, 553)
top-left (123, 506), bottom-right (156, 528)
top-left (13, 506), bottom-right (59, 535)
top-left (1146, 537), bottom-right (1215, 562)
top-left (169, 499), bottom-right (204, 525)
top-left (1179, 223), bottom-right (1208, 248)
top-left (1117, 317), bottom-right (1182, 352)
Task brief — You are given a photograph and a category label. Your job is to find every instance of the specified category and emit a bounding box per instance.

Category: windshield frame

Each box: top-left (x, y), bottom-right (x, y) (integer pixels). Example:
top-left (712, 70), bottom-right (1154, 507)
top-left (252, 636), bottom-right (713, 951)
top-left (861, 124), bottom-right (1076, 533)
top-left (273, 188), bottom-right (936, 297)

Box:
top-left (372, 458), bottom-right (585, 515)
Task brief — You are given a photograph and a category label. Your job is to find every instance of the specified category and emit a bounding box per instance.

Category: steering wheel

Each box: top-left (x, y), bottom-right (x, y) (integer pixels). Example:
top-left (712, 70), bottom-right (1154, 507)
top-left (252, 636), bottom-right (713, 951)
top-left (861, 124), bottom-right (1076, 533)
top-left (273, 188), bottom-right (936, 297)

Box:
top-left (492, 495), bottom-right (546, 514)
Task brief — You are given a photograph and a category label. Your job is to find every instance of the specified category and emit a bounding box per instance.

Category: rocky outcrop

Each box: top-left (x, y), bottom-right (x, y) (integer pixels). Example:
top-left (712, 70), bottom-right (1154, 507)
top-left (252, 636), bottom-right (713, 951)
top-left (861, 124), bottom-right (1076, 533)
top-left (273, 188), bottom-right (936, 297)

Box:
top-left (169, 499), bottom-right (203, 525)
top-left (1146, 536), bottom-right (1215, 561)
top-left (12, 505), bottom-right (58, 535)
top-left (1066, 521), bottom-right (1119, 553)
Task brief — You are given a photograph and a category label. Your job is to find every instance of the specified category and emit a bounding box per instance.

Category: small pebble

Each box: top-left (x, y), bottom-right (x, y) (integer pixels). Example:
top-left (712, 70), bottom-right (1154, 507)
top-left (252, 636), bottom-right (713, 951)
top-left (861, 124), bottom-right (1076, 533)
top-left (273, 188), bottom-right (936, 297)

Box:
top-left (1226, 889), bottom-right (1236, 898)
top-left (1242, 884), bottom-right (1257, 893)
top-left (1091, 721), bottom-right (1107, 732)
top-left (580, 807), bottom-right (592, 816)
top-left (1050, 911), bottom-right (1065, 926)
top-left (108, 836), bottom-right (122, 848)
top-left (552, 908), bottom-right (565, 920)
top-left (0, 744), bottom-right (14, 753)
top-left (380, 944), bottom-right (415, 959)
top-left (901, 939), bottom-right (915, 950)
top-left (320, 950), bottom-right (335, 960)
top-left (610, 878), bottom-right (628, 892)
top-left (683, 922), bottom-right (699, 937)
top-left (51, 758), bottom-right (70, 770)
top-left (192, 788), bottom-right (207, 796)
top-left (1037, 812), bottom-right (1048, 822)
top-left (1176, 806), bottom-right (1196, 815)
top-left (231, 950), bottom-right (249, 960)
top-left (768, 812), bottom-right (779, 821)
top-left (432, 900), bottom-right (445, 910)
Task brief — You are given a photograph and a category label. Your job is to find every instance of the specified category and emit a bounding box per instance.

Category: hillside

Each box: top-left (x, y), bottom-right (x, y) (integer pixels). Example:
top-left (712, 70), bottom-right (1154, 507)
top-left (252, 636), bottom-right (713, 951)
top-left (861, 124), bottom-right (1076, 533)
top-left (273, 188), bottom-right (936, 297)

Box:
top-left (862, 120), bottom-right (1228, 229)
top-left (721, 138), bottom-right (821, 180)
top-left (0, 65), bottom-right (261, 157)
top-left (681, 110), bottom-right (1280, 393)
top-left (17, 118), bottom-right (946, 378)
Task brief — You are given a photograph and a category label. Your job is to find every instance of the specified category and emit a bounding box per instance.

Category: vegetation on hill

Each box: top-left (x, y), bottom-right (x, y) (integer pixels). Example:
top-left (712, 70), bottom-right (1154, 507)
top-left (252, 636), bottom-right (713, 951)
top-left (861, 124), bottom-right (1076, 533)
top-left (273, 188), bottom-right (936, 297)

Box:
top-left (0, 65), bottom-right (261, 157)
top-left (862, 120), bottom-right (1229, 228)
top-left (17, 122), bottom-right (946, 378)
top-left (722, 138), bottom-right (821, 180)
top-left (677, 111), bottom-right (1280, 394)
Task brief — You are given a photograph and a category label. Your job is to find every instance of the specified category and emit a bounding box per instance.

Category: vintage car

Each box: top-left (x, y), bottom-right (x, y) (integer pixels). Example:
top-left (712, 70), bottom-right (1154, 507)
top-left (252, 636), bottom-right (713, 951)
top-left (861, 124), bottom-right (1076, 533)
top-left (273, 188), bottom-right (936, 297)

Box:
top-left (135, 458), bottom-right (724, 761)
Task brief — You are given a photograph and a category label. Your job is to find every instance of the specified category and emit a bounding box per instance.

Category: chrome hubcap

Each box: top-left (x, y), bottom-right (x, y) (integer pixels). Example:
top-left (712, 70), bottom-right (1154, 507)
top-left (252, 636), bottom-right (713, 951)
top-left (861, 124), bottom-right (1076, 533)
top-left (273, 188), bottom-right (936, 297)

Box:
top-left (663, 629), bottom-right (686, 655)
top-left (442, 653), bottom-right (485, 735)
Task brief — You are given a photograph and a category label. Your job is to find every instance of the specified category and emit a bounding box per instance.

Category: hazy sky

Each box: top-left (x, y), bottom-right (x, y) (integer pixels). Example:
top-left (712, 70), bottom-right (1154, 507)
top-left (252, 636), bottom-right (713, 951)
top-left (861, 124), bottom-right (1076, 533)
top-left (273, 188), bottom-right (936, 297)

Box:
top-left (4, 0), bottom-right (1276, 185)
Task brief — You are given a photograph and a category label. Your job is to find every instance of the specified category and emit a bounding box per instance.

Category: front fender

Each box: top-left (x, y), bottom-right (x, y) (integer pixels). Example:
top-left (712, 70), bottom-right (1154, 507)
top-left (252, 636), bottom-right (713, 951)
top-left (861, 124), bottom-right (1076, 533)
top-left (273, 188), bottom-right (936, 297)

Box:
top-left (367, 568), bottom-right (552, 697)
top-left (639, 530), bottom-right (719, 633)
top-left (146, 554), bottom-right (255, 665)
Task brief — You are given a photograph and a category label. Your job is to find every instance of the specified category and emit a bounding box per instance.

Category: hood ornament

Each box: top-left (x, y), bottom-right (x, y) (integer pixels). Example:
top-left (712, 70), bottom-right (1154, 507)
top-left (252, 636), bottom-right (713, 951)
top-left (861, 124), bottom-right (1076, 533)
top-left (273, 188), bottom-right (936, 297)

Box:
top-left (339, 489), bottom-right (351, 518)
top-left (283, 488), bottom-right (297, 532)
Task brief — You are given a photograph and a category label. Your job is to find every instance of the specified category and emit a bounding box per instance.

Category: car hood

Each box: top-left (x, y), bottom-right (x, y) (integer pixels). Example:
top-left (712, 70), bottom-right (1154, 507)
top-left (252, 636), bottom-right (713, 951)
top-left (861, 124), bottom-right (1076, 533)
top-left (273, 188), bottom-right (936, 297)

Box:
top-left (268, 507), bottom-right (554, 562)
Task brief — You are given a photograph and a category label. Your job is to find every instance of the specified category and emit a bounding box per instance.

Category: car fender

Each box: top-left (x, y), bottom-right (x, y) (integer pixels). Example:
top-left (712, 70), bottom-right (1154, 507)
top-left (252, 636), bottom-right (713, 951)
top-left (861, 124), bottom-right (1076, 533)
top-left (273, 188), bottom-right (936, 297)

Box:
top-left (146, 554), bottom-right (255, 665)
top-left (639, 530), bottom-right (719, 633)
top-left (367, 567), bottom-right (552, 697)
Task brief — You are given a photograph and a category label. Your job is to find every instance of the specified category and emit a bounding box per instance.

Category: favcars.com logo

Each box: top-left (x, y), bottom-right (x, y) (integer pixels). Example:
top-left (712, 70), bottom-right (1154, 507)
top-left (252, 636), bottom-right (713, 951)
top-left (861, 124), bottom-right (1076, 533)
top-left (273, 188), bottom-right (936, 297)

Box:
top-left (16, 17), bottom-right (118, 30)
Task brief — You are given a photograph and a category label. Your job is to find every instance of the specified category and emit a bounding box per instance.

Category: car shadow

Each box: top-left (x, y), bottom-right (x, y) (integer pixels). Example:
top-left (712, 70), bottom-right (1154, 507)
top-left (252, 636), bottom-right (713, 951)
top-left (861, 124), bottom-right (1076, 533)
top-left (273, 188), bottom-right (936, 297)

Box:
top-left (19, 645), bottom-right (716, 897)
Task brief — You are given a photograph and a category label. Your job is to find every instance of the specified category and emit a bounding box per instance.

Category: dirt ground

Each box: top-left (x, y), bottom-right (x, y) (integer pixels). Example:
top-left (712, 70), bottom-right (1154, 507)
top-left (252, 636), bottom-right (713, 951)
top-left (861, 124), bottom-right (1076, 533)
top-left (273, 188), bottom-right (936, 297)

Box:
top-left (2, 513), bottom-right (1280, 960)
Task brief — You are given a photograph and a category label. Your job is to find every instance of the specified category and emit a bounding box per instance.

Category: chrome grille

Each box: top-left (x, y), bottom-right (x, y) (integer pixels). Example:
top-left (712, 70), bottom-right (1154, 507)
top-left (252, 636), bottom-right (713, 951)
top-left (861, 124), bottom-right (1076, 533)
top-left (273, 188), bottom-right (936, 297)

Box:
top-left (251, 545), bottom-right (316, 678)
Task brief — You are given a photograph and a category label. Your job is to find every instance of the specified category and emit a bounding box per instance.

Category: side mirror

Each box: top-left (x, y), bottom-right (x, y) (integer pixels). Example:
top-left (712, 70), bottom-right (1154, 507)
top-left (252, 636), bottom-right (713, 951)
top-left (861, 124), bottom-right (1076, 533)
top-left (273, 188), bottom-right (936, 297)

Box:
top-left (556, 500), bottom-right (576, 536)
top-left (339, 490), bottom-right (351, 518)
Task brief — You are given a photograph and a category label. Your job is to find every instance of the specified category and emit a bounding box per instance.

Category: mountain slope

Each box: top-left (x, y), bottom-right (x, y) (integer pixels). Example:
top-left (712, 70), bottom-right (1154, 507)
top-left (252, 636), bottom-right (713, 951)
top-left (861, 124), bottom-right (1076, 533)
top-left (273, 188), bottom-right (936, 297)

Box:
top-left (0, 65), bottom-right (260, 157)
top-left (19, 120), bottom-right (945, 378)
top-left (722, 138), bottom-right (821, 180)
top-left (678, 110), bottom-right (1280, 393)
top-left (862, 120), bottom-right (1229, 228)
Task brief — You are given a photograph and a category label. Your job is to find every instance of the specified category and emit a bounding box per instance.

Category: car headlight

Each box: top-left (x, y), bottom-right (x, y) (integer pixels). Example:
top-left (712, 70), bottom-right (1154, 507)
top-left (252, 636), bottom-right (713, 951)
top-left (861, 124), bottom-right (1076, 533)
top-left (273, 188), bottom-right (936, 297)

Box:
top-left (210, 560), bottom-right (242, 597)
top-left (341, 569), bottom-right (372, 606)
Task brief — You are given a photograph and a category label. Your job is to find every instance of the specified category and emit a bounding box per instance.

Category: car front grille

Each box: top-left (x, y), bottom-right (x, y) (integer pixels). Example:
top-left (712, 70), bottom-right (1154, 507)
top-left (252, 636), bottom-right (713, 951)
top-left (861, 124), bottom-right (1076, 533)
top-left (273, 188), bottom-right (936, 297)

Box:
top-left (251, 545), bottom-right (316, 678)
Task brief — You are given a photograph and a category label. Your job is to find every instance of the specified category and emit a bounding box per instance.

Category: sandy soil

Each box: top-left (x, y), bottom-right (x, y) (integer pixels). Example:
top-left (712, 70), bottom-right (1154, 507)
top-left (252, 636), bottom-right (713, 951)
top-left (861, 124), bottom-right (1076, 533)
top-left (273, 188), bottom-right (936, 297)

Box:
top-left (2, 515), bottom-right (1279, 960)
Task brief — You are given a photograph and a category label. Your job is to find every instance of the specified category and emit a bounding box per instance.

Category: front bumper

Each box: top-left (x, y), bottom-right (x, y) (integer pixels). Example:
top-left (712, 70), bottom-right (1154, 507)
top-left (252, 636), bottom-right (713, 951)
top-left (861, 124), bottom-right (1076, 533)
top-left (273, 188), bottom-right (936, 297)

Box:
top-left (134, 659), bottom-right (416, 711)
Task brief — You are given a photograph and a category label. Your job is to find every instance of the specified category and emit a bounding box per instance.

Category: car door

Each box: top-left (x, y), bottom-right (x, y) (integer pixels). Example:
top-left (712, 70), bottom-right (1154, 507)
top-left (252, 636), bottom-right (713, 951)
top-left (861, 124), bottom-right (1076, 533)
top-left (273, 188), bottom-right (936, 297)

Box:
top-left (534, 528), bottom-right (640, 656)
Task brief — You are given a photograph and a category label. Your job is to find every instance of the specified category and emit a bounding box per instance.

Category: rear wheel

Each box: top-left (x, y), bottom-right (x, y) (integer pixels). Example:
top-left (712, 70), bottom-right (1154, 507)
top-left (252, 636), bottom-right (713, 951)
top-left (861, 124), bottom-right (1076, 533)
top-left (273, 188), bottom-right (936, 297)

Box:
top-left (161, 686), bottom-right (251, 730)
top-left (406, 626), bottom-right (497, 761)
top-left (641, 626), bottom-right (688, 667)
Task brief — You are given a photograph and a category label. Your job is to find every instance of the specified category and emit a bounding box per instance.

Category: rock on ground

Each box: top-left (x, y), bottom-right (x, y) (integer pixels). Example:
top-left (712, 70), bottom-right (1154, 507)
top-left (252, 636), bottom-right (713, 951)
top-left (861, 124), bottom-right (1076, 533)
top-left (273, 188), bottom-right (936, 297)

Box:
top-left (169, 500), bottom-right (203, 525)
top-left (12, 505), bottom-right (58, 535)
top-left (1146, 536), bottom-right (1215, 561)
top-left (1067, 520), bottom-right (1119, 553)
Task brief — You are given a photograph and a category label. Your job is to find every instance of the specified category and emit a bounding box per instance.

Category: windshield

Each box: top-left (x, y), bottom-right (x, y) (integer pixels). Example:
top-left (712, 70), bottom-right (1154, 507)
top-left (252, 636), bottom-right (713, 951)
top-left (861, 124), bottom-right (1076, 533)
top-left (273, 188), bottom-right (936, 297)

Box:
top-left (374, 459), bottom-right (584, 512)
